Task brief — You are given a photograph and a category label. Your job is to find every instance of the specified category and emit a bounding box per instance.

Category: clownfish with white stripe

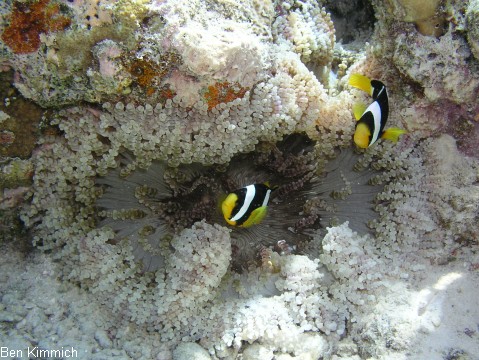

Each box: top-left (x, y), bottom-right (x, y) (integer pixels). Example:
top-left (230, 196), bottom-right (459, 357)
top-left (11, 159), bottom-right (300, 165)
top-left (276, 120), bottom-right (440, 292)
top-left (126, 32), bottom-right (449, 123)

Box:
top-left (348, 73), bottom-right (407, 149)
top-left (221, 183), bottom-right (273, 227)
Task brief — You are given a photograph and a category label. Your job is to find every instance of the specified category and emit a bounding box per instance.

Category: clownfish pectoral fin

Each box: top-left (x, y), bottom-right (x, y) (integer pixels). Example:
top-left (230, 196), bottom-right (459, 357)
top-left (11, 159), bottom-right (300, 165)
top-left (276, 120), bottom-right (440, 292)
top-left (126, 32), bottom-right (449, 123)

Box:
top-left (352, 102), bottom-right (367, 121)
top-left (381, 127), bottom-right (407, 143)
top-left (241, 206), bottom-right (268, 228)
top-left (354, 122), bottom-right (371, 149)
top-left (349, 74), bottom-right (374, 96)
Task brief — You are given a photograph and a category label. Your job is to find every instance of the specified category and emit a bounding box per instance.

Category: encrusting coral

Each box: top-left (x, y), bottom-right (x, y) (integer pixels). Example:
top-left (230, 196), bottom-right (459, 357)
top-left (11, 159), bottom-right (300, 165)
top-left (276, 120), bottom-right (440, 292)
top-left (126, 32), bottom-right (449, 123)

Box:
top-left (466, 0), bottom-right (479, 60)
top-left (369, 0), bottom-right (479, 157)
top-left (387, 0), bottom-right (446, 37)
top-left (1, 0), bottom-right (71, 54)
top-left (2, 0), bottom-right (479, 358)
top-left (0, 71), bottom-right (43, 159)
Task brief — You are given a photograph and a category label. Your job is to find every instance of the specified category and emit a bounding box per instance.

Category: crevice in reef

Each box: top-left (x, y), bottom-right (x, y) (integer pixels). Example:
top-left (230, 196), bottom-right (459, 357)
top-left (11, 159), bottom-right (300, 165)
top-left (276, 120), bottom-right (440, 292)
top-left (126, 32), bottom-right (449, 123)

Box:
top-left (323, 0), bottom-right (375, 45)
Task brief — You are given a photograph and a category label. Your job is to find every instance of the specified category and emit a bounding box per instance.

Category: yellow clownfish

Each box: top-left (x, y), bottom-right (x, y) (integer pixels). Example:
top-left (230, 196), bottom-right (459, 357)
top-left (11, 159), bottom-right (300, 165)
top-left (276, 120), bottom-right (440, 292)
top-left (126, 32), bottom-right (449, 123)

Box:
top-left (221, 183), bottom-right (272, 228)
top-left (348, 73), bottom-right (407, 149)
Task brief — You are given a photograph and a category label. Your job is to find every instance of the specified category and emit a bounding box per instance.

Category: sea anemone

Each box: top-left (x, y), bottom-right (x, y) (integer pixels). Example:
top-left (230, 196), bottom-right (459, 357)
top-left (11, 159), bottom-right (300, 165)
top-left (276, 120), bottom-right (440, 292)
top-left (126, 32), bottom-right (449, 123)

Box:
top-left (95, 134), bottom-right (386, 272)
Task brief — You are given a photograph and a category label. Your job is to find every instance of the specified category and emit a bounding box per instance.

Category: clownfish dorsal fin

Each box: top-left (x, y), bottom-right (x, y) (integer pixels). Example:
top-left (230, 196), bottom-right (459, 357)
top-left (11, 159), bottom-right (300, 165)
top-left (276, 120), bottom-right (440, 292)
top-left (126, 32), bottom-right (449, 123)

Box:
top-left (349, 74), bottom-right (374, 97)
top-left (352, 102), bottom-right (367, 121)
top-left (381, 127), bottom-right (407, 142)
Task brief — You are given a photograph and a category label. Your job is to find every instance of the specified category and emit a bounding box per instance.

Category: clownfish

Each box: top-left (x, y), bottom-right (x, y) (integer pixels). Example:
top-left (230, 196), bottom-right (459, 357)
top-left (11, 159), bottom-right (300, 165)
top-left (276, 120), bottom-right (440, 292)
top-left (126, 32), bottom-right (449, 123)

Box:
top-left (348, 73), bottom-right (407, 148)
top-left (221, 183), bottom-right (273, 227)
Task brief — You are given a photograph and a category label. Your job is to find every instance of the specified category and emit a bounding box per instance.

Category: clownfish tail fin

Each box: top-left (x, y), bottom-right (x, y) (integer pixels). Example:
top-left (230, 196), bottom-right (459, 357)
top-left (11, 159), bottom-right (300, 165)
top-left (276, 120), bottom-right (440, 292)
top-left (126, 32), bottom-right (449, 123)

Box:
top-left (349, 74), bottom-right (373, 96)
top-left (242, 206), bottom-right (268, 228)
top-left (264, 181), bottom-right (279, 191)
top-left (382, 127), bottom-right (407, 142)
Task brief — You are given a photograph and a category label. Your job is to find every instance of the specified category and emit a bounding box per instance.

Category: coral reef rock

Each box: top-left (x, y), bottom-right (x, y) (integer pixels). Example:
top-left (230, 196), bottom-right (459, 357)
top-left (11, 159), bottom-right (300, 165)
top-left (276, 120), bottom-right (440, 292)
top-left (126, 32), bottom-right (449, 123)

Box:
top-left (1, 0), bottom-right (479, 359)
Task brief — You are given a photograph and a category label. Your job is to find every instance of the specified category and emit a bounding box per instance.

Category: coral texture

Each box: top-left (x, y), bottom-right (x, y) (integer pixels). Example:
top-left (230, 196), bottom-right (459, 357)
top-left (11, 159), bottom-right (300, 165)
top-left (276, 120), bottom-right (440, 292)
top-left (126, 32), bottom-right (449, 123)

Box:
top-left (371, 0), bottom-right (479, 156)
top-left (466, 0), bottom-right (479, 59)
top-left (1, 0), bottom-right (479, 359)
top-left (1, 0), bottom-right (71, 54)
top-left (388, 0), bottom-right (446, 36)
top-left (273, 1), bottom-right (335, 66)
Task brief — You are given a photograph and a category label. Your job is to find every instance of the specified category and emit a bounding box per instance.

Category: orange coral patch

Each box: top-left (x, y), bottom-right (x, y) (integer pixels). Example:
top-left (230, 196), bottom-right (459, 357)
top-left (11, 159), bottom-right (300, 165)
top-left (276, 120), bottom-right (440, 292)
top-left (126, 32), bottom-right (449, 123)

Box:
top-left (203, 82), bottom-right (249, 111)
top-left (159, 87), bottom-right (176, 100)
top-left (1, 0), bottom-right (71, 54)
top-left (128, 53), bottom-right (180, 95)
top-left (129, 59), bottom-right (162, 88)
